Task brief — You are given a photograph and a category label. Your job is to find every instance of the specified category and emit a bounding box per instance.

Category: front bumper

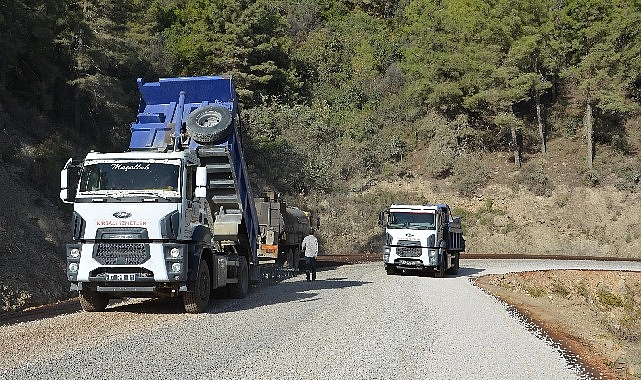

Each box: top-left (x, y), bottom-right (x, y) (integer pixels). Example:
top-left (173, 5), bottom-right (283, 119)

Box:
top-left (66, 242), bottom-right (188, 288)
top-left (383, 245), bottom-right (439, 268)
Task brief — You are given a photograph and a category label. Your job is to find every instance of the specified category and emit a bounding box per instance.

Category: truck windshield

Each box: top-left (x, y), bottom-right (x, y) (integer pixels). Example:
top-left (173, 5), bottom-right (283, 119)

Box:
top-left (388, 212), bottom-right (435, 230)
top-left (79, 162), bottom-right (180, 192)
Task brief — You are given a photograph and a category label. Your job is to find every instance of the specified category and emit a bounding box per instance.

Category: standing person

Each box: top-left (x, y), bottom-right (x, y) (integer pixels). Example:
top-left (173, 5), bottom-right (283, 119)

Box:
top-left (301, 229), bottom-right (318, 281)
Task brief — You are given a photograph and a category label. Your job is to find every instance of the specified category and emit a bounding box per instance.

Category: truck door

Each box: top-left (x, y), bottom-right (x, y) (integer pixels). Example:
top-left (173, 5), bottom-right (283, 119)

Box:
top-left (185, 165), bottom-right (201, 226)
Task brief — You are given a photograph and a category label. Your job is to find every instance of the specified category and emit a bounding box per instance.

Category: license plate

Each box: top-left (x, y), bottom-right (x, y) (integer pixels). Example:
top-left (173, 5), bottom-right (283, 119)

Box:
top-left (105, 273), bottom-right (136, 281)
top-left (399, 260), bottom-right (418, 266)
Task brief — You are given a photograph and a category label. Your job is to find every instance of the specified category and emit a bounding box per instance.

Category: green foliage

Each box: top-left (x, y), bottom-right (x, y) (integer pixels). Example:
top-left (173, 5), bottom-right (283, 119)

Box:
top-left (412, 112), bottom-right (476, 179)
top-left (1, 0), bottom-right (641, 222)
top-left (28, 134), bottom-right (72, 199)
top-left (163, 0), bottom-right (300, 105)
top-left (558, 0), bottom-right (639, 122)
top-left (597, 287), bottom-right (625, 308)
top-left (551, 280), bottom-right (570, 297)
top-left (595, 154), bottom-right (641, 192)
top-left (244, 103), bottom-right (335, 194)
top-left (525, 286), bottom-right (545, 298)
top-left (574, 281), bottom-right (590, 300)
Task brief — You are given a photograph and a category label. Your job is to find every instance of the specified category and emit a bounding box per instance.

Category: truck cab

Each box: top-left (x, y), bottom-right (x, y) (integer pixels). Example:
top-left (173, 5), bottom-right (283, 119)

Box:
top-left (380, 204), bottom-right (465, 277)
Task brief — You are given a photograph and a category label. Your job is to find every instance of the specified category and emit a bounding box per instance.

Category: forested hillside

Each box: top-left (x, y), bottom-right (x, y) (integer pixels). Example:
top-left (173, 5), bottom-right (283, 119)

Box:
top-left (1, 0), bottom-right (641, 311)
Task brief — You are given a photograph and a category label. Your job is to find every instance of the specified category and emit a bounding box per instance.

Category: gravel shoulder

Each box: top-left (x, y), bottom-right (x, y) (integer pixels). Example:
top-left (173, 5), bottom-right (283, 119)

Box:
top-left (1, 259), bottom-right (639, 379)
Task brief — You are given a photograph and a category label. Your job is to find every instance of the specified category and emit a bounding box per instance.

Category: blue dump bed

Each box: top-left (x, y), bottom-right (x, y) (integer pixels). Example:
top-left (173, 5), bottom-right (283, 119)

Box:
top-left (130, 76), bottom-right (258, 265)
top-left (130, 76), bottom-right (236, 150)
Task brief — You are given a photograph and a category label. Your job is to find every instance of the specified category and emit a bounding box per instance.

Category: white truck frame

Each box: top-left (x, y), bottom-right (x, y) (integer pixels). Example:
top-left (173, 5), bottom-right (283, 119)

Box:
top-left (379, 204), bottom-right (465, 277)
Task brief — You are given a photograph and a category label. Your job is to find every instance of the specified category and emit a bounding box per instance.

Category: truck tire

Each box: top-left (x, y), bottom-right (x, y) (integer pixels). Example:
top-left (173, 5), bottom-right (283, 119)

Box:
top-left (385, 265), bottom-right (396, 275)
top-left (79, 288), bottom-right (109, 312)
top-left (434, 251), bottom-right (446, 278)
top-left (185, 105), bottom-right (233, 143)
top-left (228, 256), bottom-right (249, 299)
top-left (183, 259), bottom-right (211, 313)
top-left (448, 254), bottom-right (460, 275)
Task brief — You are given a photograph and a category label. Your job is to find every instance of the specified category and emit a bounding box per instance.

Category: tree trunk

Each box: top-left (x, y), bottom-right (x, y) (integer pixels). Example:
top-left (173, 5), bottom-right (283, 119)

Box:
top-left (511, 125), bottom-right (521, 168)
top-left (533, 60), bottom-right (546, 154)
top-left (585, 101), bottom-right (594, 168)
top-left (536, 90), bottom-right (546, 153)
top-left (509, 106), bottom-right (521, 168)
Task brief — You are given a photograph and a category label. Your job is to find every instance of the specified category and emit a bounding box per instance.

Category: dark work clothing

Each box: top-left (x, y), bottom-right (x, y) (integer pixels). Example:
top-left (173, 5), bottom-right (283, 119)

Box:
top-left (306, 256), bottom-right (316, 281)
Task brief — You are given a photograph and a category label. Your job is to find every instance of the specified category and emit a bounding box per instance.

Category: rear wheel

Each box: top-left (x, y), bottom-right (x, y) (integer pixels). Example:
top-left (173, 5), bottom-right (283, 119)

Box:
top-left (228, 256), bottom-right (249, 299)
top-left (79, 288), bottom-right (109, 312)
top-left (183, 260), bottom-right (211, 313)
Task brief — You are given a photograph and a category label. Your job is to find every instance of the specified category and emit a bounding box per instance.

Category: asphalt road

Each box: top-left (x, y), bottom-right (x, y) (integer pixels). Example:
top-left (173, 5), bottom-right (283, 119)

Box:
top-left (2, 259), bottom-right (640, 379)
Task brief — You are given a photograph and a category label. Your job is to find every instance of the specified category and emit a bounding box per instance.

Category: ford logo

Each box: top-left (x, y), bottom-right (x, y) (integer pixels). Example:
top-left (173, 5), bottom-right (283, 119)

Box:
top-left (113, 211), bottom-right (132, 219)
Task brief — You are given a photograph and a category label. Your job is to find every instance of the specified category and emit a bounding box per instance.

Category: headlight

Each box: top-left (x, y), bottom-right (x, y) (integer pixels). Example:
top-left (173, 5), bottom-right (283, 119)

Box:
top-left (70, 248), bottom-right (80, 258)
top-left (68, 263), bottom-right (79, 273)
top-left (171, 262), bottom-right (181, 272)
top-left (384, 247), bottom-right (391, 255)
top-left (170, 247), bottom-right (181, 258)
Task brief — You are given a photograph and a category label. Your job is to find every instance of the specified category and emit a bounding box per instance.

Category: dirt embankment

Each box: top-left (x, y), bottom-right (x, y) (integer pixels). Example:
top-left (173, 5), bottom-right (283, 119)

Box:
top-left (475, 270), bottom-right (641, 379)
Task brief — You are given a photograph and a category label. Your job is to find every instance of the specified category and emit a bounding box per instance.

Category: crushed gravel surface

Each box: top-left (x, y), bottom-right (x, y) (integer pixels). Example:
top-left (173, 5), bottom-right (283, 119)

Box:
top-left (2, 259), bottom-right (641, 379)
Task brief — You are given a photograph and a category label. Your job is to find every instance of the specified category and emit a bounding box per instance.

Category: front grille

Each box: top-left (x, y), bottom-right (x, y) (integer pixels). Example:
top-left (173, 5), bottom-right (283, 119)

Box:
top-left (396, 246), bottom-right (422, 257)
top-left (94, 243), bottom-right (150, 265)
top-left (397, 240), bottom-right (421, 247)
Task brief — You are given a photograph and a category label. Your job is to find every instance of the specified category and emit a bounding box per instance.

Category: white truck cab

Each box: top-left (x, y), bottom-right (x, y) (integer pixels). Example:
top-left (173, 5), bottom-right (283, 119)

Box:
top-left (379, 204), bottom-right (465, 277)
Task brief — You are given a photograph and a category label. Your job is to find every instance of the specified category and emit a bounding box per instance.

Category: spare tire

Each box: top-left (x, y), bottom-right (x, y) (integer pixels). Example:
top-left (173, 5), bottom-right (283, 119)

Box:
top-left (185, 104), bottom-right (233, 143)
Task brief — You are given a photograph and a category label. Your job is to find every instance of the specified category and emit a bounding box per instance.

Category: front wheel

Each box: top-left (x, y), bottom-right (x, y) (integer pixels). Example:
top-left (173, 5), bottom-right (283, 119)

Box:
top-left (385, 265), bottom-right (396, 275)
top-left (434, 252), bottom-right (446, 278)
top-left (183, 260), bottom-right (211, 313)
top-left (448, 254), bottom-right (460, 275)
top-left (79, 288), bottom-right (109, 312)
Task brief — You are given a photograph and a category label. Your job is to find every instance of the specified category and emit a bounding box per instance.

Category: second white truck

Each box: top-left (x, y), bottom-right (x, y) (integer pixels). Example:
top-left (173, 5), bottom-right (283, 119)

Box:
top-left (379, 204), bottom-right (465, 277)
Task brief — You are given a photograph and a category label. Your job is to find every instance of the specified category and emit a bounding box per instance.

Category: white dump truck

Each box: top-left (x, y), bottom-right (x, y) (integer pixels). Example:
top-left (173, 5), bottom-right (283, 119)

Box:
top-left (379, 204), bottom-right (465, 277)
top-left (60, 76), bottom-right (260, 313)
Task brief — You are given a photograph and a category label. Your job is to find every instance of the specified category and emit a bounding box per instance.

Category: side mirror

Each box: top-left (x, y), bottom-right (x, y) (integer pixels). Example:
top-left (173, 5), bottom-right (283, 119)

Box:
top-left (59, 188), bottom-right (69, 203)
top-left (60, 158), bottom-right (75, 204)
top-left (378, 211), bottom-right (387, 227)
top-left (61, 168), bottom-right (68, 189)
top-left (196, 166), bottom-right (207, 187)
top-left (195, 166), bottom-right (207, 198)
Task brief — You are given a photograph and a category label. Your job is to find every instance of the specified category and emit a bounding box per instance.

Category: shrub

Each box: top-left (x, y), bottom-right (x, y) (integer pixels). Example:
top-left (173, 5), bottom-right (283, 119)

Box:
top-left (29, 134), bottom-right (72, 200)
top-left (610, 158), bottom-right (641, 192)
top-left (516, 160), bottom-right (553, 196)
top-left (452, 157), bottom-right (490, 197)
top-left (525, 286), bottom-right (545, 298)
top-left (597, 287), bottom-right (624, 308)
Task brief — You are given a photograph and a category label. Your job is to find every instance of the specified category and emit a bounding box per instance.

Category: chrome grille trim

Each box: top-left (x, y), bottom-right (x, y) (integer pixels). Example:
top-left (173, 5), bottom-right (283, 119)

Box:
top-left (94, 243), bottom-right (150, 265)
top-left (396, 246), bottom-right (422, 257)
